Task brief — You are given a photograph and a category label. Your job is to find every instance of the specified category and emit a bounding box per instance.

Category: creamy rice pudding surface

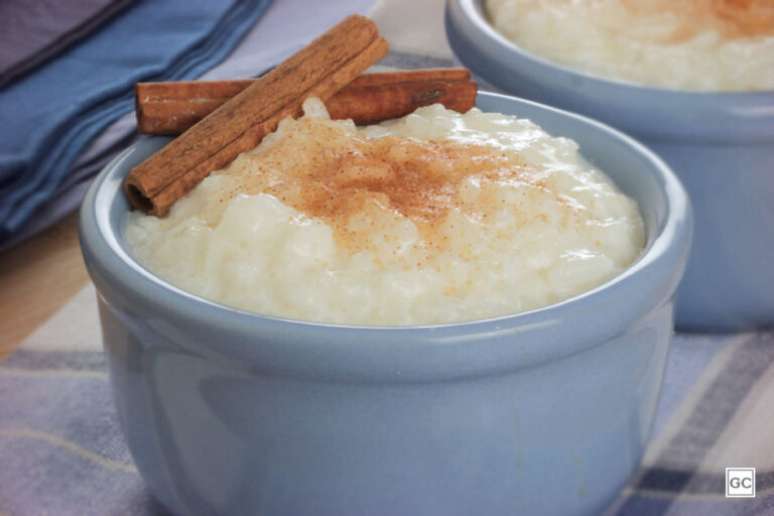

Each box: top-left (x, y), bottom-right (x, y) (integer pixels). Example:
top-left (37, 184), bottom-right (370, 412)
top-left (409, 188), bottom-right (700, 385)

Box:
top-left (126, 99), bottom-right (644, 325)
top-left (486, 0), bottom-right (774, 91)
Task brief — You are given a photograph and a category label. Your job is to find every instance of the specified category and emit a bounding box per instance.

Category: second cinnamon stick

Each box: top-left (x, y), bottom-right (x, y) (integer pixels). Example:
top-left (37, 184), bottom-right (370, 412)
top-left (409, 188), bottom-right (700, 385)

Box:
top-left (136, 69), bottom-right (478, 135)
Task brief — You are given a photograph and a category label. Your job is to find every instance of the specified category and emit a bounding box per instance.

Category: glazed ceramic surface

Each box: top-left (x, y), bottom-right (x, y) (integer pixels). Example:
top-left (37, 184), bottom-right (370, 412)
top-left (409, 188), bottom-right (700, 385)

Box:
top-left (446, 0), bottom-right (774, 332)
top-left (80, 92), bottom-right (691, 516)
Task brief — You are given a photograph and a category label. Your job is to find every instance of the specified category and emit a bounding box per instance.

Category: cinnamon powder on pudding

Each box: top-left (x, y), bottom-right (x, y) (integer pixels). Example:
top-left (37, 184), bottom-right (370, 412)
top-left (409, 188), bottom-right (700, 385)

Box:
top-left (215, 116), bottom-right (537, 253)
top-left (486, 0), bottom-right (774, 90)
top-left (622, 0), bottom-right (774, 41)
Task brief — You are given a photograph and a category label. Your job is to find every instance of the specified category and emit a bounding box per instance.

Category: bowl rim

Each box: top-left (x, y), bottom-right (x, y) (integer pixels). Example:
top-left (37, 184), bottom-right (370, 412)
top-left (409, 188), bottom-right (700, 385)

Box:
top-left (80, 91), bottom-right (691, 380)
top-left (454, 0), bottom-right (774, 99)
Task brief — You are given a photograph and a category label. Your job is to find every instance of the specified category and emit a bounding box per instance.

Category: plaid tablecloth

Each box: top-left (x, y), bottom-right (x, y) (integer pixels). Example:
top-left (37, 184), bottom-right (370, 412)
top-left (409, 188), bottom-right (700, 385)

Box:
top-left (2, 0), bottom-right (773, 514)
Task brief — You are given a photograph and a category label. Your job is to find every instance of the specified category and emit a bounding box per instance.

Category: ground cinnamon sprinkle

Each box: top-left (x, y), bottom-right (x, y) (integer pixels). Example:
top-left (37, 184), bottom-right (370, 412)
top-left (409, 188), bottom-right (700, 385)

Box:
top-left (216, 116), bottom-right (532, 254)
top-left (622, 0), bottom-right (774, 41)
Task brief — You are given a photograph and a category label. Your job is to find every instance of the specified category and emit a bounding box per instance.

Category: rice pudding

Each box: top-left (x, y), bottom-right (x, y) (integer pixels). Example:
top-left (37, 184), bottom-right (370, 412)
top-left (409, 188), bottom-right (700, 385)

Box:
top-left (126, 99), bottom-right (644, 325)
top-left (486, 0), bottom-right (774, 91)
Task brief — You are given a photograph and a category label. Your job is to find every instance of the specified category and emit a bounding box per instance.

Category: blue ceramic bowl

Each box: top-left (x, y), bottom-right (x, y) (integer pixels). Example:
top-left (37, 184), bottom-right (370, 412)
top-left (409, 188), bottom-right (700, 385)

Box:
top-left (446, 0), bottom-right (774, 332)
top-left (79, 92), bottom-right (691, 516)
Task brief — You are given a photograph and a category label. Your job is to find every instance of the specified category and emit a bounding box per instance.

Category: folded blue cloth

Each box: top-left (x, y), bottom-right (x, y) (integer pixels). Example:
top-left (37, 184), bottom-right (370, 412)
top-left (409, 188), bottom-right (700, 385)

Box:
top-left (0, 0), bottom-right (134, 88)
top-left (0, 0), bottom-right (271, 240)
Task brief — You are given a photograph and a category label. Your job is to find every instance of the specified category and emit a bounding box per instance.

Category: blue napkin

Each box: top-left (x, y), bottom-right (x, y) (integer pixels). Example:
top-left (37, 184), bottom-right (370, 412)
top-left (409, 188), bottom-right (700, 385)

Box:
top-left (0, 0), bottom-right (271, 240)
top-left (0, 0), bottom-right (134, 88)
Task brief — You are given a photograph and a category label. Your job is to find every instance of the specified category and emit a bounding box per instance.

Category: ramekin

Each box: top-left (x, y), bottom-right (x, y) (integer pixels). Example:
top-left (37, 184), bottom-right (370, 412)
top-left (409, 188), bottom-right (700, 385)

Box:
top-left (80, 92), bottom-right (691, 516)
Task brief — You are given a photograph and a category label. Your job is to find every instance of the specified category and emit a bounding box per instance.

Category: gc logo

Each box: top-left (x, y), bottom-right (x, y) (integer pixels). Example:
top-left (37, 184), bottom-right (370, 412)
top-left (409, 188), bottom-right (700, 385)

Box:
top-left (725, 467), bottom-right (756, 498)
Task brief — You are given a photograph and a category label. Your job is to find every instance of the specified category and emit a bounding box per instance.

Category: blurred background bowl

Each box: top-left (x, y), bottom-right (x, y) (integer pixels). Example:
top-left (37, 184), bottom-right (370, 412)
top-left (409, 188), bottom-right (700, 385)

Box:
top-left (446, 0), bottom-right (774, 332)
top-left (79, 92), bottom-right (690, 516)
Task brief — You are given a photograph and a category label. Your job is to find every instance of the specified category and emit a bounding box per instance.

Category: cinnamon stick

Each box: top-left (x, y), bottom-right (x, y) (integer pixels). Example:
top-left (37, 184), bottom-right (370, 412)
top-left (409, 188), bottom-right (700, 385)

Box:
top-left (136, 69), bottom-right (477, 134)
top-left (125, 15), bottom-right (388, 215)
